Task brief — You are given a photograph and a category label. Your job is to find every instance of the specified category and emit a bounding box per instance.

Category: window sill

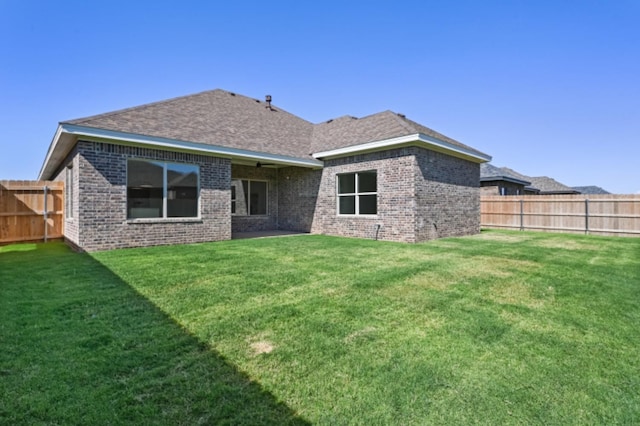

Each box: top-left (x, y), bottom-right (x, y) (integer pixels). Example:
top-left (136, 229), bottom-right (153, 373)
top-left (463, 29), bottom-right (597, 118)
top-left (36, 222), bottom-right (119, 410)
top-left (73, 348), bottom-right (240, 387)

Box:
top-left (336, 214), bottom-right (379, 219)
top-left (127, 217), bottom-right (203, 224)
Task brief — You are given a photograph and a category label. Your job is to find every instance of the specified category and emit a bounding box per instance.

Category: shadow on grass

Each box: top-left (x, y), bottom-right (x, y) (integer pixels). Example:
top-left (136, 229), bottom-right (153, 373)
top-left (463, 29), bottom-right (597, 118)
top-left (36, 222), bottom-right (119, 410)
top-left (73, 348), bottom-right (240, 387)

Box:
top-left (0, 243), bottom-right (308, 425)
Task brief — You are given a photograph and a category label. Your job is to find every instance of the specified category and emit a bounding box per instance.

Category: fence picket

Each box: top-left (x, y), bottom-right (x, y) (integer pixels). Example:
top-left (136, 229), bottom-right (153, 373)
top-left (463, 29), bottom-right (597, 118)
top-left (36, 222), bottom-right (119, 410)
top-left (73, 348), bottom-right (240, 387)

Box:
top-left (0, 180), bottom-right (64, 244)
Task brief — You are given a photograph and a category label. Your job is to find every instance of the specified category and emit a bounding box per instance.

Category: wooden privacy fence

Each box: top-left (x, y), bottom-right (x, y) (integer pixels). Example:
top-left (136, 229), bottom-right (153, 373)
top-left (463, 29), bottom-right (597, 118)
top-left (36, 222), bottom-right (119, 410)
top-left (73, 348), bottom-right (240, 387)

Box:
top-left (0, 180), bottom-right (64, 244)
top-left (481, 195), bottom-right (640, 237)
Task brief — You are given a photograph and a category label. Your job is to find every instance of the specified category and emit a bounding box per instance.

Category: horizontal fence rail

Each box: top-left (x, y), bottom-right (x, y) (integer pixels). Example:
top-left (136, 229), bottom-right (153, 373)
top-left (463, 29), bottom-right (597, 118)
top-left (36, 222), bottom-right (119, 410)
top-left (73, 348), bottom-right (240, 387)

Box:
top-left (481, 195), bottom-right (640, 237)
top-left (0, 180), bottom-right (64, 244)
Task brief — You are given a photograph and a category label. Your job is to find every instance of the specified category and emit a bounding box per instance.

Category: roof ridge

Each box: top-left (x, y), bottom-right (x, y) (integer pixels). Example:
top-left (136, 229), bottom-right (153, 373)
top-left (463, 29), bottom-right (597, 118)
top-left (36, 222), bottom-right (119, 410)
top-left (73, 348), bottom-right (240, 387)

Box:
top-left (317, 114), bottom-right (358, 124)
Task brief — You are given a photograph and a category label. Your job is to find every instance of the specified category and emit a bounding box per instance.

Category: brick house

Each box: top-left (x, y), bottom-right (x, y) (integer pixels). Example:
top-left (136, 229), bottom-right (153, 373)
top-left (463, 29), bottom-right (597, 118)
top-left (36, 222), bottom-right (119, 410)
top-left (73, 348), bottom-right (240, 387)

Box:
top-left (38, 89), bottom-right (491, 251)
top-left (480, 163), bottom-right (532, 195)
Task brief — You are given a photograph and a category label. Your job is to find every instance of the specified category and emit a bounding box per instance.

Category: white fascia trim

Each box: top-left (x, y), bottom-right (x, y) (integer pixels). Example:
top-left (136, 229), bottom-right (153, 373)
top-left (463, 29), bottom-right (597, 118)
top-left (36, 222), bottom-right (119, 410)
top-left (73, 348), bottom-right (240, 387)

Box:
top-left (313, 133), bottom-right (492, 163)
top-left (38, 125), bottom-right (65, 180)
top-left (61, 124), bottom-right (323, 168)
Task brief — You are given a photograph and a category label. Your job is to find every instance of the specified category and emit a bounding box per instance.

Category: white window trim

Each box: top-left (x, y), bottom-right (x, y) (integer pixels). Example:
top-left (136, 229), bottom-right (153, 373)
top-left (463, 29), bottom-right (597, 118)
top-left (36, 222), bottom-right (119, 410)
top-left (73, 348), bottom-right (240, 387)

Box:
top-left (126, 159), bottom-right (201, 220)
top-left (231, 178), bottom-right (269, 216)
top-left (336, 171), bottom-right (377, 216)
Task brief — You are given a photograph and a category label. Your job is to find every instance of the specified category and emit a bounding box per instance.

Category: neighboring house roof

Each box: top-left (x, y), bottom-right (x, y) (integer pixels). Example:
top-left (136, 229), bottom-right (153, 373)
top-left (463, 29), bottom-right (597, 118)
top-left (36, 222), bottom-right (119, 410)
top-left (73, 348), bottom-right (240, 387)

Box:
top-left (499, 167), bottom-right (531, 182)
top-left (480, 163), bottom-right (531, 186)
top-left (498, 167), bottom-right (540, 193)
top-left (528, 176), bottom-right (580, 194)
top-left (39, 89), bottom-right (491, 180)
top-left (572, 186), bottom-right (611, 194)
top-left (499, 167), bottom-right (578, 194)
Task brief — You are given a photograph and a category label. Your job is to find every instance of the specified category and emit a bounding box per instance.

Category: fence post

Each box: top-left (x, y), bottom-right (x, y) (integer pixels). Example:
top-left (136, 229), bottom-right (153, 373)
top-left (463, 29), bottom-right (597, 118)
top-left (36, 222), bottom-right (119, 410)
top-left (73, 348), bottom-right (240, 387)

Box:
top-left (43, 185), bottom-right (48, 243)
top-left (585, 198), bottom-right (589, 235)
top-left (520, 199), bottom-right (524, 231)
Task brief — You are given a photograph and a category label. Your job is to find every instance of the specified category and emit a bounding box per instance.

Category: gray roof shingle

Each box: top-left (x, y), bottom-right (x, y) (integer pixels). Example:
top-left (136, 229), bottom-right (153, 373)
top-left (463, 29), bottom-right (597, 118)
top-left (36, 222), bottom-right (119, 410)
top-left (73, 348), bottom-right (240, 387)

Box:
top-left (66, 89), bottom-right (315, 159)
top-left (572, 186), bottom-right (611, 194)
top-left (64, 89), bottom-right (487, 161)
top-left (480, 163), bottom-right (531, 185)
top-left (527, 176), bottom-right (580, 194)
top-left (499, 167), bottom-right (532, 182)
top-left (496, 167), bottom-right (581, 194)
top-left (311, 110), bottom-right (486, 158)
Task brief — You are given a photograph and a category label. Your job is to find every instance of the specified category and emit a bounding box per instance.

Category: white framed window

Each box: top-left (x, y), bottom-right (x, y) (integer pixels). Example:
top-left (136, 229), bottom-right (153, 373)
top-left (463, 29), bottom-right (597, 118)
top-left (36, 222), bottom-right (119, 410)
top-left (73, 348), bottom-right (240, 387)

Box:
top-left (65, 165), bottom-right (73, 219)
top-left (337, 171), bottom-right (377, 215)
top-left (231, 179), bottom-right (268, 215)
top-left (127, 160), bottom-right (199, 219)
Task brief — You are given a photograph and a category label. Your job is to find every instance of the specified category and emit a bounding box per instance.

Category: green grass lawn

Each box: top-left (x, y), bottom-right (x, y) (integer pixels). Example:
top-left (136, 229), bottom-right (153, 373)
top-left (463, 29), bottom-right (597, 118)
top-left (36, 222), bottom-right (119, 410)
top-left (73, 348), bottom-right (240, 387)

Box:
top-left (1, 230), bottom-right (639, 424)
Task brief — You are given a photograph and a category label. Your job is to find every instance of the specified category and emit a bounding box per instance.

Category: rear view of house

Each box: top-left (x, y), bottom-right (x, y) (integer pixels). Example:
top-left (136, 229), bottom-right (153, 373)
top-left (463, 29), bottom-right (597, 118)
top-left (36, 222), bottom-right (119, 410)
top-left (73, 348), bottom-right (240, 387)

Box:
top-left (39, 89), bottom-right (491, 251)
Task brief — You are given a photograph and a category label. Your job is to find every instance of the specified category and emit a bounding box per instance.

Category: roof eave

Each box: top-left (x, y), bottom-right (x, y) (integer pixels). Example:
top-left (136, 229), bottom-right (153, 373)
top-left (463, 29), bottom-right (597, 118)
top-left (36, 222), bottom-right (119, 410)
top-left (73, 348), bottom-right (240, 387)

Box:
top-left (540, 190), bottom-right (582, 195)
top-left (39, 124), bottom-right (323, 180)
top-left (38, 124), bottom-right (68, 180)
top-left (480, 176), bottom-right (531, 186)
top-left (312, 133), bottom-right (491, 163)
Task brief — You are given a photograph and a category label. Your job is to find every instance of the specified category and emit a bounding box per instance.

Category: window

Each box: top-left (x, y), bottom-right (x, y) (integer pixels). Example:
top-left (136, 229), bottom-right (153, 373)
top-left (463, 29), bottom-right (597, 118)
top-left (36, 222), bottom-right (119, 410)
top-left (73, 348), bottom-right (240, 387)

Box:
top-left (127, 160), bottom-right (199, 219)
top-left (337, 171), bottom-right (377, 215)
top-left (65, 165), bottom-right (73, 219)
top-left (231, 185), bottom-right (237, 214)
top-left (231, 179), bottom-right (267, 215)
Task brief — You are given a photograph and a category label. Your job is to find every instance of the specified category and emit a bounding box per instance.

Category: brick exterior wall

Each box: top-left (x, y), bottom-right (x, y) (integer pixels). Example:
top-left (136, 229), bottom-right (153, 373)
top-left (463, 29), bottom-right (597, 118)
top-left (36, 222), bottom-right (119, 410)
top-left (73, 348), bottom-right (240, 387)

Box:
top-left (54, 140), bottom-right (481, 250)
top-left (414, 148), bottom-right (480, 241)
top-left (480, 181), bottom-right (525, 196)
top-left (53, 146), bottom-right (80, 247)
top-left (481, 185), bottom-right (500, 196)
top-left (311, 148), bottom-right (417, 242)
top-left (310, 147), bottom-right (480, 243)
top-left (276, 167), bottom-right (322, 232)
top-left (62, 141), bottom-right (231, 251)
top-left (231, 165), bottom-right (278, 233)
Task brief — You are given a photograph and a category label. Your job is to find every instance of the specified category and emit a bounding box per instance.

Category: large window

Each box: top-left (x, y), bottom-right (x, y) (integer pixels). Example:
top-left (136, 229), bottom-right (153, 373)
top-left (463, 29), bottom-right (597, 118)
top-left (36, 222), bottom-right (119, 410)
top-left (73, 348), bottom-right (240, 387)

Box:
top-left (231, 179), bottom-right (267, 215)
top-left (127, 160), bottom-right (199, 219)
top-left (337, 171), bottom-right (377, 215)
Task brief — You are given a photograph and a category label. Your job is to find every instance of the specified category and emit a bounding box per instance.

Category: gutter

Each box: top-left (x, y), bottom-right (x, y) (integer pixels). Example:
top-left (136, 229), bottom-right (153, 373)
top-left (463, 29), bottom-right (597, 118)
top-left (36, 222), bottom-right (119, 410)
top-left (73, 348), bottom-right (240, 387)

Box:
top-left (39, 124), bottom-right (324, 180)
top-left (313, 133), bottom-right (491, 163)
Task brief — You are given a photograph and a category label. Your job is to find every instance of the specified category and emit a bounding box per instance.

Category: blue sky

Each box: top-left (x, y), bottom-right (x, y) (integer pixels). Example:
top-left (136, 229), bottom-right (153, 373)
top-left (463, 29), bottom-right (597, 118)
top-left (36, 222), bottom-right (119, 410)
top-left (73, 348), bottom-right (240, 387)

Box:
top-left (1, 0), bottom-right (638, 193)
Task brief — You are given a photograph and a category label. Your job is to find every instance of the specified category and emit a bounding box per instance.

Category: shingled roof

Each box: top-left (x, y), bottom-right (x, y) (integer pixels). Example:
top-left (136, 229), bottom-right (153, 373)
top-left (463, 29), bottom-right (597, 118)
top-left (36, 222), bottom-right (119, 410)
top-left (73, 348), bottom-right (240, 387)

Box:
top-left (65, 89), bottom-right (315, 160)
top-left (480, 163), bottom-right (531, 185)
top-left (497, 167), bottom-right (579, 194)
top-left (528, 176), bottom-right (580, 194)
top-left (311, 111), bottom-right (486, 159)
top-left (40, 89), bottom-right (490, 179)
top-left (572, 186), bottom-right (611, 195)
